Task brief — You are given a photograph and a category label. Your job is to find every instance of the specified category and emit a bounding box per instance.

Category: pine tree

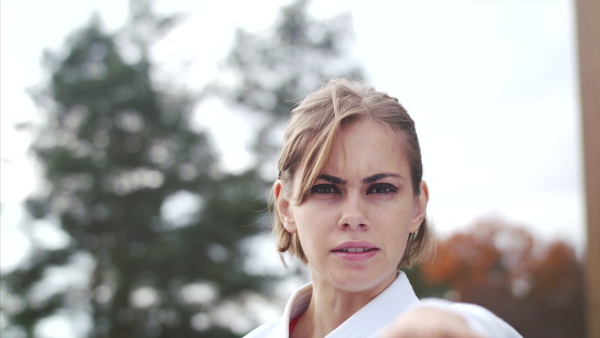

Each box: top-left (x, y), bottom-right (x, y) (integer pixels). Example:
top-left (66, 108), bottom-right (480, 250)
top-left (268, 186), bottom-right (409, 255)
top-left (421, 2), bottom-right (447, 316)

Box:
top-left (215, 0), bottom-right (364, 172)
top-left (1, 1), bottom-right (364, 337)
top-left (2, 3), bottom-right (270, 337)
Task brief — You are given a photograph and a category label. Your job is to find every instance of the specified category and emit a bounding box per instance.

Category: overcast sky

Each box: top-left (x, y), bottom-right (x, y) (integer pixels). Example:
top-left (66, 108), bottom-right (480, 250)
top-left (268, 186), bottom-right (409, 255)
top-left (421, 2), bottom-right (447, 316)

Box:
top-left (1, 0), bottom-right (584, 275)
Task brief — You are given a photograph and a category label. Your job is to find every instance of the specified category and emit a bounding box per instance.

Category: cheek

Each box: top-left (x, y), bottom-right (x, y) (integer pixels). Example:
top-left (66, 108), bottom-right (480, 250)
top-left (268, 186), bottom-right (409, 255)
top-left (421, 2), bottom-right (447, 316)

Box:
top-left (376, 196), bottom-right (412, 217)
top-left (293, 205), bottom-right (336, 240)
top-left (376, 203), bottom-right (415, 235)
top-left (377, 209), bottom-right (412, 258)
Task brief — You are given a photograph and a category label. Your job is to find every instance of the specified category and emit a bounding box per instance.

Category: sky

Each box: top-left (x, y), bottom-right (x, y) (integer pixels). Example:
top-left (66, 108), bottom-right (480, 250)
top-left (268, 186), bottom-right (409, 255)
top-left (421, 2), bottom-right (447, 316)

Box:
top-left (0, 0), bottom-right (584, 336)
top-left (1, 0), bottom-right (583, 276)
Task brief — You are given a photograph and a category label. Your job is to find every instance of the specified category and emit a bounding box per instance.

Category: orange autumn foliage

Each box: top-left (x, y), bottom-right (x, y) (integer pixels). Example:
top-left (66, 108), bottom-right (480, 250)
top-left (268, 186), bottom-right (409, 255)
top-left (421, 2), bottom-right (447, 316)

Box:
top-left (422, 220), bottom-right (534, 298)
top-left (417, 218), bottom-right (584, 338)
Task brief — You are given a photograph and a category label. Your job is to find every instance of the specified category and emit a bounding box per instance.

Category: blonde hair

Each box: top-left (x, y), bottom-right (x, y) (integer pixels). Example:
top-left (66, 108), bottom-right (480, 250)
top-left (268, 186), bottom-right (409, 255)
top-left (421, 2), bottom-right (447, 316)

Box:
top-left (274, 78), bottom-right (433, 268)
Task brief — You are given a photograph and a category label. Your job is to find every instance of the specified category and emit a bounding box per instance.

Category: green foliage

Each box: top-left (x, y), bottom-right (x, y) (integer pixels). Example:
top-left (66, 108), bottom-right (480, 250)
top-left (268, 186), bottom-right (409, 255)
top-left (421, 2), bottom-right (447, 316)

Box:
top-left (2, 8), bottom-right (270, 338)
top-left (216, 0), bottom-right (364, 168)
top-left (1, 0), bottom-right (365, 337)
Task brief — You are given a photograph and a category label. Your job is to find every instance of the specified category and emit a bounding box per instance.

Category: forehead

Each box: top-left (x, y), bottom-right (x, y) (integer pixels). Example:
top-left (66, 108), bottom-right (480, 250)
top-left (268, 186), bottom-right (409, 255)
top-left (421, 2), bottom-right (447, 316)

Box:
top-left (323, 119), bottom-right (409, 176)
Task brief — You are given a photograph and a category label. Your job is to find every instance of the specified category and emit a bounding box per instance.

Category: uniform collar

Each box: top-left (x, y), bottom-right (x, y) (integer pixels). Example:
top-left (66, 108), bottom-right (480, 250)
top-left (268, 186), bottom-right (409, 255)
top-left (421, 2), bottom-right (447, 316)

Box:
top-left (280, 271), bottom-right (421, 338)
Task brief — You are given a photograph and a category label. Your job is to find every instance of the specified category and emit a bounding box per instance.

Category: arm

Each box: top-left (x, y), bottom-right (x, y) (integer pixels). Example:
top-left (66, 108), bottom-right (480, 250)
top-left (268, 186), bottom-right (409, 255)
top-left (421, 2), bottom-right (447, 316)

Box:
top-left (379, 299), bottom-right (522, 338)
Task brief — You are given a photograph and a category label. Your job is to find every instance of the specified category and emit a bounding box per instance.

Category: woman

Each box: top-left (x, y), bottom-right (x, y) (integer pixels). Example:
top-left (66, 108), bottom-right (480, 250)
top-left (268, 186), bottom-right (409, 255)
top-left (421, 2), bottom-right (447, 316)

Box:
top-left (245, 79), bottom-right (522, 338)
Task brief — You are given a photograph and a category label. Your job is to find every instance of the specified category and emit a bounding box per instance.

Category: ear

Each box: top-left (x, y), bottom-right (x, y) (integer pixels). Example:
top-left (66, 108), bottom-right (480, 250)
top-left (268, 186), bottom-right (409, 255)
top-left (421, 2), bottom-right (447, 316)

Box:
top-left (409, 180), bottom-right (429, 233)
top-left (274, 180), bottom-right (297, 233)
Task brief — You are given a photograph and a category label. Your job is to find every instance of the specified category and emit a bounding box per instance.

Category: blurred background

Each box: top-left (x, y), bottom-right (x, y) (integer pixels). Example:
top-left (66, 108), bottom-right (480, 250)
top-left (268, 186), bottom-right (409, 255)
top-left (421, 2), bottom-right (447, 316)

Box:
top-left (0, 0), bottom-right (586, 337)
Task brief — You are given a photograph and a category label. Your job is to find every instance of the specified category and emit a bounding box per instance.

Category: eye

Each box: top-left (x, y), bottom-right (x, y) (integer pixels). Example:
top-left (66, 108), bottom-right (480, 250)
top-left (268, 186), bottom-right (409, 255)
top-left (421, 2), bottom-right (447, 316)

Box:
top-left (367, 183), bottom-right (398, 195)
top-left (310, 184), bottom-right (339, 194)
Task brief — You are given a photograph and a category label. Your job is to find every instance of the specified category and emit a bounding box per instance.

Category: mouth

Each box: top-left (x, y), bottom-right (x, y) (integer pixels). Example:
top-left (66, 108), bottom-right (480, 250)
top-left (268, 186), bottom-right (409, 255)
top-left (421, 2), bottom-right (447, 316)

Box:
top-left (332, 248), bottom-right (378, 253)
top-left (331, 242), bottom-right (379, 261)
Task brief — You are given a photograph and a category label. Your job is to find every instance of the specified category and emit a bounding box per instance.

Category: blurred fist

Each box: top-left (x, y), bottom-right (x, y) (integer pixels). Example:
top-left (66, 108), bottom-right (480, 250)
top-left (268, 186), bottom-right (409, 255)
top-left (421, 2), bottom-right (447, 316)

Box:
top-left (378, 307), bottom-right (484, 338)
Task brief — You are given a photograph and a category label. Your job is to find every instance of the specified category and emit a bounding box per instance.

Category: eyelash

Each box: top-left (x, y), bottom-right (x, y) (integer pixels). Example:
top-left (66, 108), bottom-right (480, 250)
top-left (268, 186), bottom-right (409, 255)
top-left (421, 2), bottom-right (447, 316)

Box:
top-left (310, 184), bottom-right (340, 194)
top-left (309, 183), bottom-right (398, 195)
top-left (368, 183), bottom-right (398, 195)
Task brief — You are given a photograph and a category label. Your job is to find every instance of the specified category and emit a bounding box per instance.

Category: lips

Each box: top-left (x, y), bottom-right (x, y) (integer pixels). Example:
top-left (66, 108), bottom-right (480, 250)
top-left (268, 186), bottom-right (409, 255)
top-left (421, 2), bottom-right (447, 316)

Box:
top-left (335, 247), bottom-right (377, 253)
top-left (331, 241), bottom-right (379, 261)
top-left (331, 241), bottom-right (379, 253)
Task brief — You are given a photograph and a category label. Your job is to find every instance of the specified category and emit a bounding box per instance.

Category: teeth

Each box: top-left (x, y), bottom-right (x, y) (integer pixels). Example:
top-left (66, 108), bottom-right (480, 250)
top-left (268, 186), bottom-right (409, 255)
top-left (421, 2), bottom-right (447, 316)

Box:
top-left (339, 248), bottom-right (372, 253)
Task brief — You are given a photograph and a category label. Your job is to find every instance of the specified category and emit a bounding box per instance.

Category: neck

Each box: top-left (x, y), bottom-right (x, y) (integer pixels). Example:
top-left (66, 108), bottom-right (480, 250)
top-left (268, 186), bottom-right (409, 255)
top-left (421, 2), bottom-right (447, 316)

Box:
top-left (292, 271), bottom-right (398, 338)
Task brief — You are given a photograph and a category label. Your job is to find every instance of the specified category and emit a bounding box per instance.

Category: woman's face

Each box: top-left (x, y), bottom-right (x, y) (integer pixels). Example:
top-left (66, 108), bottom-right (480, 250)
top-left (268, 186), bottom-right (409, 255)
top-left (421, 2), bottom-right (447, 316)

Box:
top-left (276, 119), bottom-right (428, 294)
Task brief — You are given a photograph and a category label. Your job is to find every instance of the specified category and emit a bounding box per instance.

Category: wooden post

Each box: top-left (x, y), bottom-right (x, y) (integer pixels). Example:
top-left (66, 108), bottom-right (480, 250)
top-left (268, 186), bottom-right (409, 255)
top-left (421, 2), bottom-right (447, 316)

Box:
top-left (576, 1), bottom-right (600, 337)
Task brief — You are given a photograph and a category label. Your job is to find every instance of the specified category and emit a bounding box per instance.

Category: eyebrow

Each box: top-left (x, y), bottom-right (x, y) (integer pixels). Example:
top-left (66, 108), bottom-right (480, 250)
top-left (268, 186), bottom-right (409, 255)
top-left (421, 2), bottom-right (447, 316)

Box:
top-left (363, 173), bottom-right (400, 184)
top-left (317, 174), bottom-right (347, 184)
top-left (317, 173), bottom-right (400, 185)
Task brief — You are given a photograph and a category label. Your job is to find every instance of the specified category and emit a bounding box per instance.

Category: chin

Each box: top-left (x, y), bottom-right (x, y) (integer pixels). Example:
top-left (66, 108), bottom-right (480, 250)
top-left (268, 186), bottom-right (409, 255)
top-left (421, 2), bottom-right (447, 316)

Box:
top-left (325, 268), bottom-right (397, 293)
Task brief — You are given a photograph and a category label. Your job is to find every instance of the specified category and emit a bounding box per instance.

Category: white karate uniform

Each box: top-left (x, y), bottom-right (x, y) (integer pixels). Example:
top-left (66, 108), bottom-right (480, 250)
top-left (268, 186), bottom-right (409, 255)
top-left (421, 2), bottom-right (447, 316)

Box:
top-left (244, 271), bottom-right (522, 338)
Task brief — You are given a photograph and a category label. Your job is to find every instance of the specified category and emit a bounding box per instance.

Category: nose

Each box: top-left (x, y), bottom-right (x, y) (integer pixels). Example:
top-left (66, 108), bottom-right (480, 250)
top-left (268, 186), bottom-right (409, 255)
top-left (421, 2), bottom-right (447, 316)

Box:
top-left (338, 193), bottom-right (369, 230)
